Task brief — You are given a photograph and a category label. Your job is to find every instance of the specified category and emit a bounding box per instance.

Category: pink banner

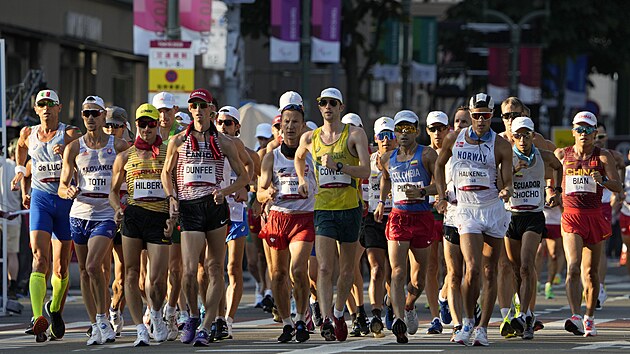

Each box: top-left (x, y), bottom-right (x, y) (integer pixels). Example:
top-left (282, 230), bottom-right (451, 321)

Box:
top-left (133, 0), bottom-right (168, 55)
top-left (311, 0), bottom-right (341, 63)
top-left (487, 47), bottom-right (510, 102)
top-left (180, 0), bottom-right (212, 36)
top-left (518, 47), bottom-right (542, 104)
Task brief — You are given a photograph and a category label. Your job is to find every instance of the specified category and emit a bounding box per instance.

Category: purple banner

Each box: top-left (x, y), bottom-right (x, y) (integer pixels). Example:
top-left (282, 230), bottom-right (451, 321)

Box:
top-left (270, 0), bottom-right (300, 62)
top-left (311, 0), bottom-right (341, 63)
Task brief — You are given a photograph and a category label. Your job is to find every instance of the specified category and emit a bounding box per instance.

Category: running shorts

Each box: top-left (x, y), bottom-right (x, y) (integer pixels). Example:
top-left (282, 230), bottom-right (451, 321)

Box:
top-left (226, 207), bottom-right (249, 242)
top-left (620, 213), bottom-right (630, 236)
top-left (443, 225), bottom-right (460, 246)
top-left (260, 210), bottom-right (315, 250)
top-left (30, 188), bottom-right (73, 241)
top-left (456, 199), bottom-right (510, 238)
top-left (179, 195), bottom-right (229, 233)
top-left (122, 205), bottom-right (171, 245)
top-left (386, 209), bottom-right (435, 249)
top-left (314, 205), bottom-right (362, 243)
top-left (544, 224), bottom-right (562, 240)
top-left (70, 217), bottom-right (117, 245)
top-left (561, 207), bottom-right (612, 245)
top-left (360, 213), bottom-right (388, 250)
top-left (506, 211), bottom-right (546, 241)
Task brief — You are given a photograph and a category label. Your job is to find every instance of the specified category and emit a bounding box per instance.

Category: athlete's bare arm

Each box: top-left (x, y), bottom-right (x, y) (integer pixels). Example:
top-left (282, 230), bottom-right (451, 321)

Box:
top-left (161, 132), bottom-right (186, 218)
top-left (496, 136), bottom-right (514, 201)
top-left (598, 150), bottom-right (623, 193)
top-left (109, 150), bottom-right (129, 223)
top-left (421, 146), bottom-right (438, 196)
top-left (218, 134), bottom-right (249, 199)
top-left (11, 126), bottom-right (32, 191)
top-left (257, 150), bottom-right (277, 204)
top-left (374, 151), bottom-right (393, 223)
top-left (58, 140), bottom-right (81, 200)
top-left (295, 130), bottom-right (314, 197)
top-left (343, 125), bottom-right (371, 180)
top-left (434, 132), bottom-right (457, 213)
top-left (541, 149), bottom-right (563, 207)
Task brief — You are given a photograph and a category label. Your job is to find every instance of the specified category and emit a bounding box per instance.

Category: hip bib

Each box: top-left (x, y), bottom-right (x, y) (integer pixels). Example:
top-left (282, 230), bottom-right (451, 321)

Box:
top-left (34, 161), bottom-right (62, 183)
top-left (511, 189), bottom-right (542, 210)
top-left (565, 174), bottom-right (596, 194)
top-left (318, 166), bottom-right (351, 188)
top-left (133, 179), bottom-right (166, 201)
top-left (228, 197), bottom-right (244, 222)
top-left (393, 181), bottom-right (425, 204)
top-left (184, 163), bottom-right (217, 186)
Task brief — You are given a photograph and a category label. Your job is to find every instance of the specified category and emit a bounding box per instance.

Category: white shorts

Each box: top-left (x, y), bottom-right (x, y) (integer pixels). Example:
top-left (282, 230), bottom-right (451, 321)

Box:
top-left (456, 199), bottom-right (510, 238)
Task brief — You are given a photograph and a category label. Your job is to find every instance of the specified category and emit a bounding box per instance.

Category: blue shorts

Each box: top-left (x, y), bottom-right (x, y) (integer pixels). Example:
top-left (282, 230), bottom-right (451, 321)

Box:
top-left (226, 207), bottom-right (249, 242)
top-left (70, 217), bottom-right (117, 245)
top-left (30, 188), bottom-right (73, 241)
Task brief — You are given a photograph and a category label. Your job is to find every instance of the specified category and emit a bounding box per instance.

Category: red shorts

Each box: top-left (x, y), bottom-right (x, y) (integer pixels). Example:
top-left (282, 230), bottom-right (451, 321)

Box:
top-left (386, 209), bottom-right (435, 249)
top-left (259, 210), bottom-right (315, 250)
top-left (620, 213), bottom-right (630, 236)
top-left (248, 208), bottom-right (262, 234)
top-left (432, 219), bottom-right (444, 242)
top-left (545, 224), bottom-right (562, 240)
top-left (561, 207), bottom-right (612, 245)
top-left (601, 203), bottom-right (612, 222)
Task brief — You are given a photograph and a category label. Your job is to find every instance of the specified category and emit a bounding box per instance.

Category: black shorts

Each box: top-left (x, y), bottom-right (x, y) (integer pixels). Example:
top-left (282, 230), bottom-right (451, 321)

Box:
top-left (314, 205), bottom-right (362, 243)
top-left (122, 205), bottom-right (171, 245)
top-left (506, 211), bottom-right (546, 241)
top-left (360, 213), bottom-right (388, 250)
top-left (443, 225), bottom-right (460, 245)
top-left (179, 194), bottom-right (229, 233)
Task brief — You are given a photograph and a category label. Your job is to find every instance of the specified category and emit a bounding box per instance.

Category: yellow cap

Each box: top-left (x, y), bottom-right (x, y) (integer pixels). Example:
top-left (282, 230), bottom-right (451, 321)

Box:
top-left (135, 103), bottom-right (159, 121)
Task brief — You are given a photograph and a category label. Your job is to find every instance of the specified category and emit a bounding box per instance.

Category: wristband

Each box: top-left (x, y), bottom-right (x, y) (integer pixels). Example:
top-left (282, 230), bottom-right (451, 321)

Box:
top-left (602, 176), bottom-right (609, 183)
top-left (14, 165), bottom-right (26, 175)
top-left (166, 195), bottom-right (178, 201)
top-left (378, 200), bottom-right (386, 204)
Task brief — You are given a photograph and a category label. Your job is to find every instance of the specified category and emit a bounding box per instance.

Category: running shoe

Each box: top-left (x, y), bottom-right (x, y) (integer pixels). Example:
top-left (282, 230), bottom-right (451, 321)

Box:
top-left (278, 324), bottom-right (295, 343)
top-left (474, 303), bottom-right (482, 327)
top-left (295, 320), bottom-right (310, 343)
top-left (500, 317), bottom-right (516, 338)
top-left (391, 318), bottom-right (408, 344)
top-left (165, 312), bottom-right (178, 341)
top-left (272, 306), bottom-right (282, 323)
top-left (450, 324), bottom-right (462, 342)
top-left (596, 285), bottom-right (607, 310)
top-left (349, 316), bottom-right (361, 337)
top-left (305, 306), bottom-right (315, 332)
top-left (454, 324), bottom-right (472, 346)
top-left (438, 298), bottom-right (452, 325)
top-left (311, 301), bottom-right (323, 327)
top-left (370, 315), bottom-right (384, 338)
top-left (357, 312), bottom-right (370, 335)
top-left (426, 317), bottom-right (443, 334)
top-left (180, 317), bottom-right (200, 344)
top-left (534, 319), bottom-right (544, 331)
top-left (29, 316), bottom-right (49, 336)
top-left (404, 307), bottom-right (419, 335)
top-left (46, 300), bottom-right (65, 339)
top-left (545, 282), bottom-right (555, 299)
top-left (177, 311), bottom-right (190, 330)
top-left (87, 324), bottom-right (103, 345)
top-left (254, 293), bottom-right (264, 308)
top-left (523, 316), bottom-right (534, 340)
top-left (134, 326), bottom-right (150, 347)
top-left (385, 303), bottom-right (394, 330)
top-left (564, 315), bottom-right (585, 336)
top-left (320, 318), bottom-right (336, 341)
top-left (333, 315), bottom-right (348, 342)
top-left (215, 318), bottom-right (230, 340)
top-left (583, 318), bottom-right (597, 337)
top-left (99, 319), bottom-right (116, 343)
top-left (109, 309), bottom-right (123, 337)
top-left (262, 294), bottom-right (275, 313)
top-left (151, 315), bottom-right (168, 342)
top-left (552, 273), bottom-right (562, 285)
top-left (226, 320), bottom-right (233, 339)
top-left (472, 326), bottom-right (489, 346)
top-left (511, 315), bottom-right (526, 337)
top-left (192, 329), bottom-right (211, 347)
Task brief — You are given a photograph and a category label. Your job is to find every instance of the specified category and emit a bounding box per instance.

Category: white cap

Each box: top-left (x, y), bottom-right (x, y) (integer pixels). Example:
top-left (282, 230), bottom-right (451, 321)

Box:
top-left (572, 111), bottom-right (597, 126)
top-left (511, 117), bottom-right (535, 133)
top-left (426, 111), bottom-right (448, 127)
top-left (306, 121), bottom-right (318, 130)
top-left (218, 106), bottom-right (241, 122)
top-left (36, 90), bottom-right (59, 104)
top-left (255, 123), bottom-right (273, 138)
top-left (317, 87), bottom-right (343, 104)
top-left (393, 110), bottom-right (419, 125)
top-left (469, 93), bottom-right (494, 110)
top-left (82, 95), bottom-right (106, 110)
top-left (152, 92), bottom-right (176, 109)
top-left (341, 113), bottom-right (363, 127)
top-left (279, 91), bottom-right (304, 112)
top-left (175, 111), bottom-right (191, 125)
top-left (374, 117), bottom-right (395, 135)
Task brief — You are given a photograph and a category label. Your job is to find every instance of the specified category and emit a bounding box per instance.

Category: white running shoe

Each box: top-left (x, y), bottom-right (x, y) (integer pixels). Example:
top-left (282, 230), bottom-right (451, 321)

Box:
top-left (134, 326), bottom-right (150, 347)
top-left (166, 313), bottom-right (178, 341)
top-left (99, 320), bottom-right (116, 343)
top-left (404, 307), bottom-right (419, 335)
top-left (472, 326), bottom-right (489, 346)
top-left (87, 324), bottom-right (104, 345)
top-left (454, 324), bottom-right (473, 346)
top-left (110, 310), bottom-right (124, 337)
top-left (152, 316), bottom-right (168, 342)
top-left (583, 318), bottom-right (597, 337)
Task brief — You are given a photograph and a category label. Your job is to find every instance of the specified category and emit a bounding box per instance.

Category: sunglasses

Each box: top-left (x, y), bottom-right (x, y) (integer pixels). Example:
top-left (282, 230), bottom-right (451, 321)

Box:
top-left (395, 125), bottom-right (418, 134)
top-left (190, 102), bottom-right (210, 109)
top-left (82, 109), bottom-right (104, 118)
top-left (428, 125), bottom-right (448, 133)
top-left (513, 131), bottom-right (533, 140)
top-left (37, 101), bottom-right (58, 107)
top-left (573, 126), bottom-right (597, 135)
top-left (217, 119), bottom-right (236, 126)
top-left (376, 131), bottom-right (396, 141)
top-left (282, 104), bottom-right (304, 112)
top-left (318, 99), bottom-right (338, 107)
top-left (137, 120), bottom-right (158, 129)
top-left (471, 112), bottom-right (493, 121)
top-left (501, 112), bottom-right (521, 120)
top-left (105, 123), bottom-right (124, 129)
top-left (596, 134), bottom-right (607, 140)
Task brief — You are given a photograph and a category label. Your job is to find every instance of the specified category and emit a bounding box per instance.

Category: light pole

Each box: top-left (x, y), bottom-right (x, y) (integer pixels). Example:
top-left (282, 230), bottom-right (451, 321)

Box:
top-left (483, 2), bottom-right (549, 97)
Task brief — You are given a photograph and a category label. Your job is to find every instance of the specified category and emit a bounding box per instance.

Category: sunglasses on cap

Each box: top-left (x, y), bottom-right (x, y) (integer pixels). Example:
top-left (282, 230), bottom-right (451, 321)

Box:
top-left (190, 102), bottom-right (211, 109)
top-left (501, 112), bottom-right (521, 120)
top-left (282, 104), bottom-right (304, 112)
top-left (105, 123), bottom-right (124, 129)
top-left (217, 119), bottom-right (236, 126)
top-left (376, 131), bottom-right (396, 141)
top-left (394, 124), bottom-right (418, 134)
top-left (471, 112), bottom-right (493, 121)
top-left (428, 125), bottom-right (448, 133)
top-left (573, 126), bottom-right (597, 135)
top-left (82, 109), bottom-right (104, 118)
top-left (37, 101), bottom-right (58, 107)
top-left (318, 99), bottom-right (338, 107)
top-left (512, 131), bottom-right (533, 140)
top-left (137, 120), bottom-right (158, 129)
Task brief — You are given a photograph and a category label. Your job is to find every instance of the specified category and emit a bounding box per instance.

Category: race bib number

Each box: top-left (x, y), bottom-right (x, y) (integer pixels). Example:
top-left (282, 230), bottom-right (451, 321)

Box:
top-left (34, 161), bottom-right (62, 183)
top-left (183, 163), bottom-right (216, 186)
top-left (361, 181), bottom-right (370, 201)
top-left (133, 179), bottom-right (166, 202)
top-left (278, 175), bottom-right (303, 199)
top-left (228, 198), bottom-right (244, 222)
top-left (565, 174), bottom-right (596, 194)
top-left (456, 169), bottom-right (490, 191)
top-left (318, 166), bottom-right (351, 188)
top-left (392, 181), bottom-right (425, 204)
top-left (82, 175), bottom-right (111, 198)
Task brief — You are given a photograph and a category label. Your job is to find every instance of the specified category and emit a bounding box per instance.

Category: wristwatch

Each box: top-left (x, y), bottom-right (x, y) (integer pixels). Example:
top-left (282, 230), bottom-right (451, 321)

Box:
top-left (336, 162), bottom-right (344, 172)
top-left (420, 188), bottom-right (427, 197)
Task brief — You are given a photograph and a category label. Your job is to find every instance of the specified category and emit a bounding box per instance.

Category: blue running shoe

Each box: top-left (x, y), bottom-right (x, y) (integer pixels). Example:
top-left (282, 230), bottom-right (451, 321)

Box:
top-left (438, 299), bottom-right (452, 325)
top-left (181, 317), bottom-right (200, 344)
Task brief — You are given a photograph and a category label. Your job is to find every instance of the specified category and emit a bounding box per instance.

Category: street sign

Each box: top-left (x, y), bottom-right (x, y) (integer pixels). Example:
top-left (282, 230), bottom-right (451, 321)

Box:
top-left (148, 40), bottom-right (194, 107)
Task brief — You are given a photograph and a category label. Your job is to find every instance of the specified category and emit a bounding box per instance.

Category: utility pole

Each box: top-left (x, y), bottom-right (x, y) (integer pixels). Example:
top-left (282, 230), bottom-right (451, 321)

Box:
top-left (302, 0), bottom-right (311, 116)
top-left (167, 0), bottom-right (181, 40)
top-left (401, 0), bottom-right (411, 109)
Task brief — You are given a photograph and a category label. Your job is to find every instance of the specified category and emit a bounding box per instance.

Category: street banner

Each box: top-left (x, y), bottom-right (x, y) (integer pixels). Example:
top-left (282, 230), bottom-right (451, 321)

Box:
top-left (411, 16), bottom-right (437, 84)
top-left (518, 46), bottom-right (542, 104)
top-left (203, 1), bottom-right (228, 69)
top-left (565, 54), bottom-right (588, 109)
top-left (487, 47), bottom-right (510, 103)
top-left (148, 40), bottom-right (194, 107)
top-left (133, 0), bottom-right (167, 56)
top-left (270, 0), bottom-right (300, 63)
top-left (372, 18), bottom-right (400, 83)
top-left (180, 0), bottom-right (212, 55)
top-left (311, 0), bottom-right (341, 63)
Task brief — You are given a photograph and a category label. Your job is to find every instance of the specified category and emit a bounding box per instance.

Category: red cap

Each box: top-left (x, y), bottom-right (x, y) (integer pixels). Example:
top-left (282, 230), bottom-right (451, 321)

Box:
top-left (188, 88), bottom-right (213, 103)
top-left (273, 114), bottom-right (281, 126)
